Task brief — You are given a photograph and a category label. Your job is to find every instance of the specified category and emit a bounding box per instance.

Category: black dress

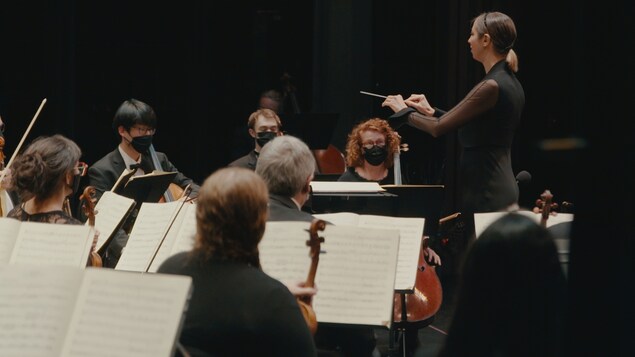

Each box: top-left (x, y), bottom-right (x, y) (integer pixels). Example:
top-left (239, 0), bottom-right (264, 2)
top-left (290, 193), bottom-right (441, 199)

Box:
top-left (390, 59), bottom-right (524, 213)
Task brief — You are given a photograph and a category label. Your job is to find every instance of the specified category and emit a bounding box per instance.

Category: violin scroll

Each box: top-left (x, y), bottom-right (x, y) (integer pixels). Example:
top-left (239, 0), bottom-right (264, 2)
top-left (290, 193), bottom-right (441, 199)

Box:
top-left (80, 186), bottom-right (102, 267)
top-left (298, 219), bottom-right (326, 335)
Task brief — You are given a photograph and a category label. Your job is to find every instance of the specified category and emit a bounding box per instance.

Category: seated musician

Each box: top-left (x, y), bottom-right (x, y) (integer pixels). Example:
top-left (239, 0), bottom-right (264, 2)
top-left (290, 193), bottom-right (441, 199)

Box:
top-left (6, 134), bottom-right (85, 224)
top-left (86, 99), bottom-right (200, 266)
top-left (87, 98), bottom-right (200, 203)
top-left (338, 118), bottom-right (400, 185)
top-left (228, 108), bottom-right (283, 170)
top-left (158, 167), bottom-right (317, 357)
top-left (339, 118), bottom-right (441, 355)
top-left (256, 135), bottom-right (378, 357)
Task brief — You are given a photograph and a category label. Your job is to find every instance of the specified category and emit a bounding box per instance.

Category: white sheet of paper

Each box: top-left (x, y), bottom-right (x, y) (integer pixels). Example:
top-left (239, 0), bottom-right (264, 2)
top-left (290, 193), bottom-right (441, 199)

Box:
top-left (115, 201), bottom-right (181, 272)
top-left (0, 265), bottom-right (83, 357)
top-left (259, 221), bottom-right (313, 285)
top-left (310, 181), bottom-right (385, 193)
top-left (61, 268), bottom-right (192, 357)
top-left (148, 203), bottom-right (197, 273)
top-left (90, 191), bottom-right (135, 252)
top-left (314, 212), bottom-right (424, 291)
top-left (10, 221), bottom-right (93, 268)
top-left (260, 221), bottom-right (399, 327)
top-left (0, 217), bottom-right (21, 263)
top-left (474, 210), bottom-right (575, 238)
top-left (314, 224), bottom-right (399, 327)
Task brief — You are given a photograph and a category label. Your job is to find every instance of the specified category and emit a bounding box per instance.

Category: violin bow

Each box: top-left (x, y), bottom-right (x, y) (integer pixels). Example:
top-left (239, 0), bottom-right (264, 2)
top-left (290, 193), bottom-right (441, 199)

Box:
top-left (0, 98), bottom-right (47, 184)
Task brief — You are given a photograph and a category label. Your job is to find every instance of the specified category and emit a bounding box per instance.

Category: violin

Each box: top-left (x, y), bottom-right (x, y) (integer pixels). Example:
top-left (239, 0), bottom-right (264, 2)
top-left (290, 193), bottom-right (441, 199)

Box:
top-left (392, 235), bottom-right (442, 329)
top-left (533, 189), bottom-right (557, 228)
top-left (298, 218), bottom-right (326, 335)
top-left (80, 186), bottom-right (103, 267)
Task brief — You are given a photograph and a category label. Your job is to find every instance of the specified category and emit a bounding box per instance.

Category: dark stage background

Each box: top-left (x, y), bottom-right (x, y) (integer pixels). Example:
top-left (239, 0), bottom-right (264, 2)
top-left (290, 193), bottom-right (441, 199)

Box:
top-left (0, 1), bottom-right (631, 355)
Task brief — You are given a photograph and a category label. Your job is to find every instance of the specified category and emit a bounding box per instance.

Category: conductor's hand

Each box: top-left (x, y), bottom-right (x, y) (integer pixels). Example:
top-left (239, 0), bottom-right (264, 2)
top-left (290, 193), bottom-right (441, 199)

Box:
top-left (286, 281), bottom-right (318, 304)
top-left (382, 95), bottom-right (407, 113)
top-left (405, 94), bottom-right (435, 116)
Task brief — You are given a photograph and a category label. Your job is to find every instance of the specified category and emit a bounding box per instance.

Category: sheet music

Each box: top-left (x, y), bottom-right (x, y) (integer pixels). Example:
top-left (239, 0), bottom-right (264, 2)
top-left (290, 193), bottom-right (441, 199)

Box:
top-left (259, 221), bottom-right (399, 327)
top-left (314, 213), bottom-right (425, 291)
top-left (115, 201), bottom-right (181, 272)
top-left (90, 191), bottom-right (135, 252)
top-left (10, 222), bottom-right (93, 268)
top-left (0, 218), bottom-right (21, 263)
top-left (474, 210), bottom-right (575, 238)
top-left (259, 221), bottom-right (313, 284)
top-left (310, 181), bottom-right (385, 193)
top-left (314, 225), bottom-right (399, 327)
top-left (61, 268), bottom-right (192, 357)
top-left (0, 265), bottom-right (83, 357)
top-left (357, 215), bottom-right (424, 291)
top-left (148, 203), bottom-right (197, 273)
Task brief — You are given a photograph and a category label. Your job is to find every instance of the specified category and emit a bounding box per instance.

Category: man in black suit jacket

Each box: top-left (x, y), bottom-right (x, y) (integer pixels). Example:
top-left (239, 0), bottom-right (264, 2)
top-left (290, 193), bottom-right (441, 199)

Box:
top-left (87, 98), bottom-right (199, 202)
top-left (255, 135), bottom-right (315, 222)
top-left (85, 99), bottom-right (200, 267)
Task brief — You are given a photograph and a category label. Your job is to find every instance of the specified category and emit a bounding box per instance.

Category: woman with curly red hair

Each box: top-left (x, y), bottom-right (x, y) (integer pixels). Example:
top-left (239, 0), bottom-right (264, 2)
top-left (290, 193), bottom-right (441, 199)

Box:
top-left (338, 118), bottom-right (401, 184)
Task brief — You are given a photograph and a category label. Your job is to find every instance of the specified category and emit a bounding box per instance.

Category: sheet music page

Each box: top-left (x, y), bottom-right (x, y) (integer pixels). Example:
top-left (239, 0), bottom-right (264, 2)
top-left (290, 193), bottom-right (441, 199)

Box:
top-left (474, 211), bottom-right (575, 238)
top-left (313, 225), bottom-right (399, 327)
top-left (115, 201), bottom-right (181, 272)
top-left (357, 215), bottom-right (424, 291)
top-left (61, 268), bottom-right (192, 357)
top-left (259, 221), bottom-right (313, 285)
top-left (0, 217), bottom-right (20, 263)
top-left (148, 203), bottom-right (197, 273)
top-left (313, 212), bottom-right (360, 226)
top-left (310, 181), bottom-right (385, 193)
top-left (10, 222), bottom-right (93, 268)
top-left (90, 191), bottom-right (135, 252)
top-left (0, 265), bottom-right (83, 357)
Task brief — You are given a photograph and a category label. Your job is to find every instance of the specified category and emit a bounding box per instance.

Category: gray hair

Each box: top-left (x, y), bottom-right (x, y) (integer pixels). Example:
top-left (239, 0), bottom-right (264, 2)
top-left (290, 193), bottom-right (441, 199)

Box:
top-left (255, 135), bottom-right (315, 197)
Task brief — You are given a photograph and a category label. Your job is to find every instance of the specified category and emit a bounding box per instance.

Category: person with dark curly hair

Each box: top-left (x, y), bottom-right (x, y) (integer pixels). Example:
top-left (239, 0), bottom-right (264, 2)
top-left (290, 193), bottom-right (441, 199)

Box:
top-left (158, 167), bottom-right (317, 357)
top-left (7, 134), bottom-right (85, 224)
top-left (338, 118), bottom-right (401, 185)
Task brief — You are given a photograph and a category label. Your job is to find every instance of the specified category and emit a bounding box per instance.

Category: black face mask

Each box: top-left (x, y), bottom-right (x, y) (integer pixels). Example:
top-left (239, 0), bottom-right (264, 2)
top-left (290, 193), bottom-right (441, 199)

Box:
top-left (256, 131), bottom-right (277, 148)
top-left (363, 145), bottom-right (388, 166)
top-left (130, 135), bottom-right (153, 153)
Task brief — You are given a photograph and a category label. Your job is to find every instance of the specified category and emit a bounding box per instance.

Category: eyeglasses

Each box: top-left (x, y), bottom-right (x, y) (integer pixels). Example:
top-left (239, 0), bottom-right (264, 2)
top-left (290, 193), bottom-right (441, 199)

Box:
top-left (130, 126), bottom-right (156, 135)
top-left (362, 141), bottom-right (386, 150)
top-left (75, 162), bottom-right (88, 177)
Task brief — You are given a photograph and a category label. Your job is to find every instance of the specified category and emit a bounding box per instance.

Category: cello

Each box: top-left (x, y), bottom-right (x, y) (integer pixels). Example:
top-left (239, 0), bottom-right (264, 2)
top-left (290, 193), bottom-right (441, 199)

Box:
top-left (297, 218), bottom-right (326, 335)
top-left (391, 236), bottom-right (443, 350)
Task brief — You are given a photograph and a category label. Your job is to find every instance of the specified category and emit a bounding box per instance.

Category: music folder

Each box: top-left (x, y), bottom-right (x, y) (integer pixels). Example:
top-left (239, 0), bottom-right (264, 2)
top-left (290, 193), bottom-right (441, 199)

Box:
top-left (116, 170), bottom-right (177, 203)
